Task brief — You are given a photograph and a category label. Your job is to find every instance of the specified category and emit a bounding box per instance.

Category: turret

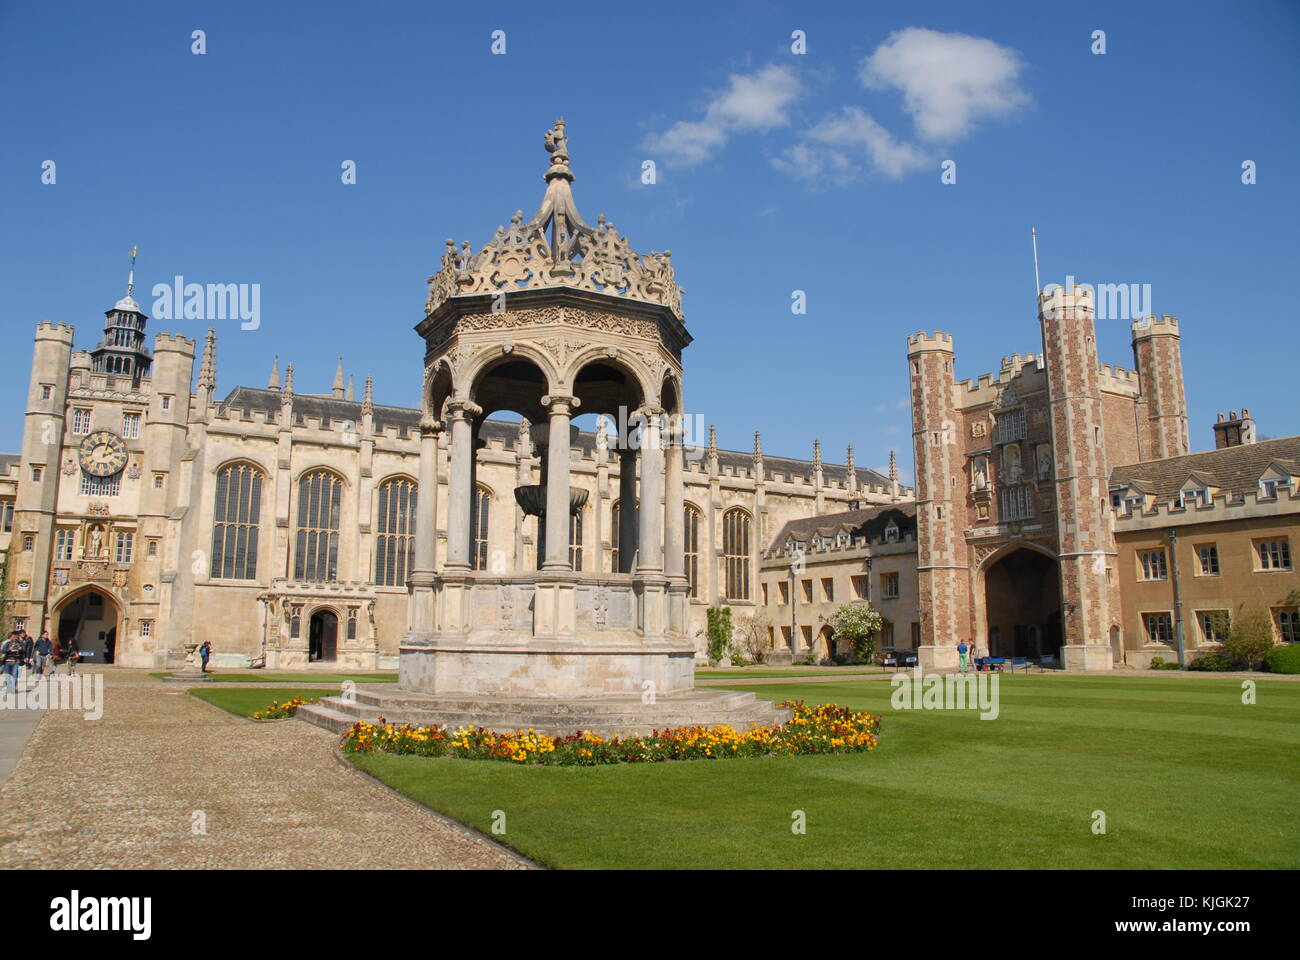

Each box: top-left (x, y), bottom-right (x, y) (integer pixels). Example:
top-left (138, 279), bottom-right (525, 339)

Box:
top-left (1040, 283), bottom-right (1114, 668)
top-left (907, 329), bottom-right (968, 669)
top-left (1132, 313), bottom-right (1189, 459)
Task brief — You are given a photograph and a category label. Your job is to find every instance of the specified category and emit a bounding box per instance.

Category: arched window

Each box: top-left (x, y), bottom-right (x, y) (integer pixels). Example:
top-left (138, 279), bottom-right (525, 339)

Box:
top-left (210, 462), bottom-right (262, 580)
top-left (611, 500), bottom-right (621, 573)
top-left (684, 503), bottom-right (702, 598)
top-left (374, 477), bottom-right (417, 586)
top-left (295, 470), bottom-right (342, 582)
top-left (570, 508), bottom-right (584, 571)
top-left (722, 507), bottom-right (751, 600)
top-left (471, 485), bottom-right (491, 571)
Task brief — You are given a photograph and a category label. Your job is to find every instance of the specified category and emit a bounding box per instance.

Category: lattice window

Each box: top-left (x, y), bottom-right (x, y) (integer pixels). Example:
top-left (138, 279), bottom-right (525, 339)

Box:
top-left (55, 529), bottom-right (75, 560)
top-left (569, 508), bottom-right (583, 571)
top-left (211, 463), bottom-right (263, 580)
top-left (295, 471), bottom-right (342, 582)
top-left (999, 485), bottom-right (1033, 521)
top-left (114, 532), bottom-right (133, 564)
top-left (471, 485), bottom-right (490, 571)
top-left (80, 471), bottom-right (120, 496)
top-left (993, 408), bottom-right (1026, 444)
top-left (1143, 612), bottom-right (1174, 645)
top-left (1256, 539), bottom-right (1292, 571)
top-left (122, 412), bottom-right (141, 439)
top-left (374, 478), bottom-right (417, 586)
top-left (722, 508), bottom-right (751, 600)
top-left (684, 503), bottom-right (701, 598)
top-left (1139, 549), bottom-right (1168, 581)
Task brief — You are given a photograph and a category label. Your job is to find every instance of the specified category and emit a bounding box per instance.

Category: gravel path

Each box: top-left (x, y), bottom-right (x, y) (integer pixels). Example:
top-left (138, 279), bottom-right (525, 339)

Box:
top-left (0, 682), bottom-right (528, 869)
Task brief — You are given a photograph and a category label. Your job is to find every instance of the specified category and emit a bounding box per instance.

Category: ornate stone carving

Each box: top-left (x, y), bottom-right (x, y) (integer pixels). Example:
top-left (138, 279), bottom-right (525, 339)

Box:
top-left (424, 123), bottom-right (684, 320)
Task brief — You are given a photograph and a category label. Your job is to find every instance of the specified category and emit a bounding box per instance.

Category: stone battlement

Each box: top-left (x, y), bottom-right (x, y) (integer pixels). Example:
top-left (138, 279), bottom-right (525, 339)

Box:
top-left (907, 331), bottom-right (954, 354)
top-left (955, 357), bottom-right (1046, 407)
top-left (1131, 314), bottom-right (1180, 338)
top-left (1113, 482), bottom-right (1299, 528)
top-left (154, 332), bottom-right (196, 354)
top-left (34, 322), bottom-right (75, 342)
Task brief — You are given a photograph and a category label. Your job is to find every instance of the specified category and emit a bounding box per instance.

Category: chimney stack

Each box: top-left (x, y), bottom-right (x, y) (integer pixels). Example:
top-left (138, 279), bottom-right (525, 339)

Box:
top-left (1213, 408), bottom-right (1256, 449)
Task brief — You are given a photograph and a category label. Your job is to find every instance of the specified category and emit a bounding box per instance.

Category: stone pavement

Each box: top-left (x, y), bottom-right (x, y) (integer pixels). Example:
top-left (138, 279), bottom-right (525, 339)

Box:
top-left (0, 678), bottom-right (529, 869)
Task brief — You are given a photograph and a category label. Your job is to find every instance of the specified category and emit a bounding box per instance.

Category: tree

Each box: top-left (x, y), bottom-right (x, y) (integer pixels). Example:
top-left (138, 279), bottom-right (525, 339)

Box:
top-left (735, 611), bottom-right (774, 665)
top-left (705, 606), bottom-right (733, 666)
top-left (1221, 605), bottom-right (1275, 670)
top-left (827, 603), bottom-right (885, 665)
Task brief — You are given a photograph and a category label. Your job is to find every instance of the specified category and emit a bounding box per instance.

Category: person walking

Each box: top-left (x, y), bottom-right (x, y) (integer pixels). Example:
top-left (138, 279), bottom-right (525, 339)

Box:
top-left (199, 640), bottom-right (212, 674)
top-left (19, 632), bottom-right (34, 689)
top-left (2, 631), bottom-right (25, 695)
top-left (33, 631), bottom-right (52, 677)
top-left (957, 639), bottom-right (969, 674)
top-left (65, 641), bottom-right (79, 676)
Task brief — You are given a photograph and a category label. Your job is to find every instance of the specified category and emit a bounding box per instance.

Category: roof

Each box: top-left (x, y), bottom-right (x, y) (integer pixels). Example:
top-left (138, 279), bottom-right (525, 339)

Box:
top-left (217, 385), bottom-right (894, 486)
top-left (767, 502), bottom-right (917, 553)
top-left (1110, 436), bottom-right (1300, 503)
top-left (0, 453), bottom-right (20, 474)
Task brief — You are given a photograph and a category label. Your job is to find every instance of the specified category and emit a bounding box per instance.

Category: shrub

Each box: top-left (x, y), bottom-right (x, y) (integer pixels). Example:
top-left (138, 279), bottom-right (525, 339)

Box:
top-left (826, 603), bottom-right (885, 665)
top-left (1149, 657), bottom-right (1181, 670)
top-left (1221, 606), bottom-right (1275, 670)
top-left (1188, 652), bottom-right (1232, 672)
top-left (1265, 643), bottom-right (1300, 674)
top-left (735, 612), bottom-right (773, 665)
top-left (705, 606), bottom-right (733, 666)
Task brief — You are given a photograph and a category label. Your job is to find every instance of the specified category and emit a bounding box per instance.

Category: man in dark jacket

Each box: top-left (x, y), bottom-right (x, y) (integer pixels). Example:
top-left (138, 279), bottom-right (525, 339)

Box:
top-left (33, 632), bottom-right (53, 676)
top-left (1, 631), bottom-right (25, 695)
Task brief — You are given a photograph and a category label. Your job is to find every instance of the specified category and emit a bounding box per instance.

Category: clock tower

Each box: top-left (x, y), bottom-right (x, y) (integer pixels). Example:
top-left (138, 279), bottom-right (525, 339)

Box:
top-left (89, 249), bottom-right (153, 385)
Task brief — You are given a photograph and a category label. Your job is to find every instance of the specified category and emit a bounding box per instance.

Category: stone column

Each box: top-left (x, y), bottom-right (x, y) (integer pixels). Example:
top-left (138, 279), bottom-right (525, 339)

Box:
top-left (618, 447), bottom-right (639, 572)
top-left (444, 400), bottom-right (480, 572)
top-left (664, 414), bottom-right (688, 635)
top-left (542, 394), bottom-right (578, 571)
top-left (664, 415), bottom-right (685, 580)
top-left (408, 416), bottom-right (441, 633)
top-left (636, 409), bottom-right (664, 575)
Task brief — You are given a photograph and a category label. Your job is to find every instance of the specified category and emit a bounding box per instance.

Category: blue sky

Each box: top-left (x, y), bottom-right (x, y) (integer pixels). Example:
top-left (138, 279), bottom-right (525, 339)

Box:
top-left (2, 0), bottom-right (1297, 480)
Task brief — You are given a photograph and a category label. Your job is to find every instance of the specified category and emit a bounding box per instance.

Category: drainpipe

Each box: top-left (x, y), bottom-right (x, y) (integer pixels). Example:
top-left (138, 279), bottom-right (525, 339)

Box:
top-left (788, 560), bottom-right (798, 658)
top-left (1167, 528), bottom-right (1186, 668)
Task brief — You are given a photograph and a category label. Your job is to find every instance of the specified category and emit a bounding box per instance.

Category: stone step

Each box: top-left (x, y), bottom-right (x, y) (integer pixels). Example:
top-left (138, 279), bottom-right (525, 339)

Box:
top-left (318, 698), bottom-right (783, 729)
top-left (297, 690), bottom-right (792, 738)
top-left (349, 687), bottom-right (765, 714)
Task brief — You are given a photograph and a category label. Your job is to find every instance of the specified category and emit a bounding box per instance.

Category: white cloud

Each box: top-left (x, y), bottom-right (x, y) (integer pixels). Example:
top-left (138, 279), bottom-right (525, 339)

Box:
top-left (861, 27), bottom-right (1030, 142)
top-left (645, 65), bottom-right (802, 165)
top-left (775, 108), bottom-right (929, 183)
top-left (774, 28), bottom-right (1029, 184)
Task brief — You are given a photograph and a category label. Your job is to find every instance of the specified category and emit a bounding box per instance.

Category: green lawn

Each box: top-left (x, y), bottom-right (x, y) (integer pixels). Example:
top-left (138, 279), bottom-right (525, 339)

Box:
top-left (697, 667), bottom-right (884, 679)
top-left (347, 674), bottom-right (1300, 869)
top-left (190, 687), bottom-right (340, 718)
top-left (152, 671), bottom-right (397, 684)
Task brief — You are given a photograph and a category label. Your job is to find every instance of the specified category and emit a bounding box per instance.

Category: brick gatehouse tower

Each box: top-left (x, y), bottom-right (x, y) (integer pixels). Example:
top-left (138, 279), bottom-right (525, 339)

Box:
top-left (909, 283), bottom-right (1189, 671)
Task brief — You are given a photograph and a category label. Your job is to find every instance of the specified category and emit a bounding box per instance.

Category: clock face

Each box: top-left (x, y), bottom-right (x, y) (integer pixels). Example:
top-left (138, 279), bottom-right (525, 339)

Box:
top-left (77, 430), bottom-right (129, 478)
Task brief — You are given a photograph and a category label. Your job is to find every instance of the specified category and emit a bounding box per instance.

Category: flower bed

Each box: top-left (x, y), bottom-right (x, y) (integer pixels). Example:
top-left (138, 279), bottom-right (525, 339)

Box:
top-left (340, 700), bottom-right (880, 765)
top-left (252, 695), bottom-right (318, 720)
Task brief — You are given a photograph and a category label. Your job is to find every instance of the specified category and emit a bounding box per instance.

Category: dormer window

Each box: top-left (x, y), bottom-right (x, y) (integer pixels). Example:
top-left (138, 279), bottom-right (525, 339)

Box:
top-left (884, 522), bottom-right (900, 543)
top-left (1261, 477), bottom-right (1291, 499)
top-left (1176, 487), bottom-right (1211, 509)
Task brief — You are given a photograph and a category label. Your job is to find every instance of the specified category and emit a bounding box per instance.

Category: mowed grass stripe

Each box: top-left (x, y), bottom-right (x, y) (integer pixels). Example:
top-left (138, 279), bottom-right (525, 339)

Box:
top-left (344, 675), bottom-right (1298, 869)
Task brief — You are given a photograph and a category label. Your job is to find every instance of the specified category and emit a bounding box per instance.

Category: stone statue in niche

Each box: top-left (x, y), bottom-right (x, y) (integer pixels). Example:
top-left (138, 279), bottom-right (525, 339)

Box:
top-left (1037, 444), bottom-right (1053, 481)
top-left (972, 457), bottom-right (989, 491)
top-left (1003, 444), bottom-right (1022, 483)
